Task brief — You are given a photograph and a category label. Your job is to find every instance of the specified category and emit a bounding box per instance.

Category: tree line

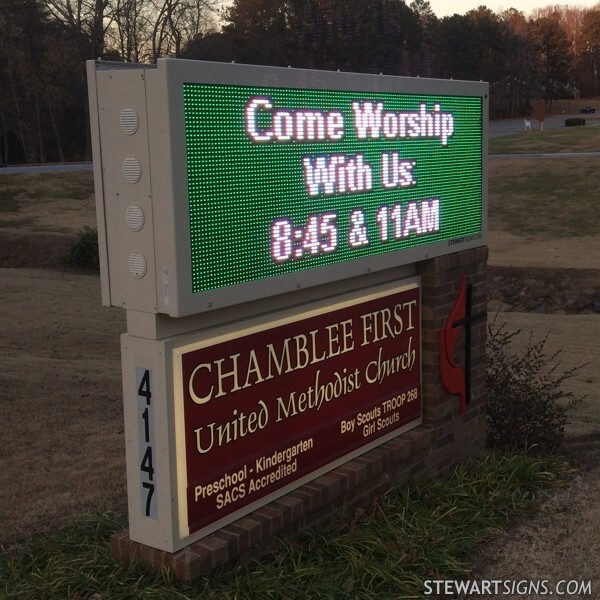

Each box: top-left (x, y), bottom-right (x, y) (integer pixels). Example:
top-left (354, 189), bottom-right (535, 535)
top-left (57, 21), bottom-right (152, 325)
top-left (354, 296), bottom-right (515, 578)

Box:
top-left (2, 0), bottom-right (600, 164)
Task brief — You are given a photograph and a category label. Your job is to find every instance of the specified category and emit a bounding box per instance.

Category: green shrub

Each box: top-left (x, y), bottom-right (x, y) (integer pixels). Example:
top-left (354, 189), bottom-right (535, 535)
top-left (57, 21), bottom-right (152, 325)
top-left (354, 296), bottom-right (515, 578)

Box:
top-left (486, 321), bottom-right (585, 453)
top-left (62, 226), bottom-right (99, 270)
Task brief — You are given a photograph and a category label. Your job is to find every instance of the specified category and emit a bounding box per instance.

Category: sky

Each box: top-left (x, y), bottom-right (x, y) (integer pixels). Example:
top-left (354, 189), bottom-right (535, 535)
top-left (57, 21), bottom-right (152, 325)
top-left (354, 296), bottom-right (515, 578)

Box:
top-left (428, 0), bottom-right (600, 18)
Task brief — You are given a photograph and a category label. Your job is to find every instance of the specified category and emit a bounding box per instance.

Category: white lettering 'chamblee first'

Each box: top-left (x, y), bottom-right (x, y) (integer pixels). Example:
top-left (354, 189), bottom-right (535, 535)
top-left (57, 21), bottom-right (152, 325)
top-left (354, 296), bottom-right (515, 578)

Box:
top-left (245, 97), bottom-right (345, 142)
top-left (187, 318), bottom-right (355, 405)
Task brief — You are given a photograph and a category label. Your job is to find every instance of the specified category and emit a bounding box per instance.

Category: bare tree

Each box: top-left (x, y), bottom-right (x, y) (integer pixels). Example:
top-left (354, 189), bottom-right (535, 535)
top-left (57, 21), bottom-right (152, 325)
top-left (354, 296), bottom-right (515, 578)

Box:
top-left (150, 0), bottom-right (220, 60)
top-left (98, 0), bottom-right (222, 62)
top-left (532, 98), bottom-right (548, 128)
top-left (42, 0), bottom-right (111, 58)
top-left (108, 0), bottom-right (153, 61)
top-left (0, 0), bottom-right (78, 162)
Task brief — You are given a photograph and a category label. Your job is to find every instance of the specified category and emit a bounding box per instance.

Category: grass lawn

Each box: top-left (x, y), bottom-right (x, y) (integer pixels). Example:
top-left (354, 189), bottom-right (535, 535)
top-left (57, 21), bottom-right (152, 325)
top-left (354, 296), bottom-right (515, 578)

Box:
top-left (489, 123), bottom-right (600, 238)
top-left (488, 156), bottom-right (600, 237)
top-left (490, 122), bottom-right (600, 154)
top-left (0, 172), bottom-right (94, 233)
top-left (0, 451), bottom-right (566, 599)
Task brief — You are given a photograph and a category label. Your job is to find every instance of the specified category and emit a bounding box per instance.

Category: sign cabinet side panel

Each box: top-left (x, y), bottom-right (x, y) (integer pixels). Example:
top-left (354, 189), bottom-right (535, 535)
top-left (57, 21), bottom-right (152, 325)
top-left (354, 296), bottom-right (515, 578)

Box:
top-left (92, 67), bottom-right (159, 314)
top-left (121, 334), bottom-right (180, 553)
top-left (86, 62), bottom-right (111, 307)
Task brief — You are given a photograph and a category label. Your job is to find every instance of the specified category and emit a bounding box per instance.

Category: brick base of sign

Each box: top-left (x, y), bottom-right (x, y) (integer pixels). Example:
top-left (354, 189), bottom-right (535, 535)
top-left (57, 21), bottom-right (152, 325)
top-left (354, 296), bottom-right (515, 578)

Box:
top-left (111, 245), bottom-right (488, 584)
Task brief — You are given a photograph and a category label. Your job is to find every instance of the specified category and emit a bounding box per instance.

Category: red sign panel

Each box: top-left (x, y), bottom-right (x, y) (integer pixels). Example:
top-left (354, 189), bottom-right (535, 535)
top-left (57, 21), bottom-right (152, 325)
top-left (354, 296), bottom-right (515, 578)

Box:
top-left (174, 282), bottom-right (421, 538)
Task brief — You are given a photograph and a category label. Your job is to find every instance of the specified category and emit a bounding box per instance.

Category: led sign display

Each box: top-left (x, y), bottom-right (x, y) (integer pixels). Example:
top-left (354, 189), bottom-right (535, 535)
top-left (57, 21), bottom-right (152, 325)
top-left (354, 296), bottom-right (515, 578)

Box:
top-left (184, 83), bottom-right (483, 294)
top-left (89, 59), bottom-right (487, 316)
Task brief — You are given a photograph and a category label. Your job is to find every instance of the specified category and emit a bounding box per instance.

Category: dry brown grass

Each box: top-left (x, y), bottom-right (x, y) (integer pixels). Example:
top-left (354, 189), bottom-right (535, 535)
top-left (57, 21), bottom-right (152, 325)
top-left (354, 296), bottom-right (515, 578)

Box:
top-left (0, 172), bottom-right (95, 234)
top-left (489, 156), bottom-right (600, 238)
top-left (0, 269), bottom-right (126, 542)
top-left (472, 447), bottom-right (600, 598)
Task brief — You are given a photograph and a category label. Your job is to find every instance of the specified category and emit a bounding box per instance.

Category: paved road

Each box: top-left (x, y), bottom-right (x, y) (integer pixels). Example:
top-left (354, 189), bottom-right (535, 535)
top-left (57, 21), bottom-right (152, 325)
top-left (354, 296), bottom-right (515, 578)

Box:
top-left (491, 151), bottom-right (600, 159)
top-left (489, 112), bottom-right (598, 137)
top-left (0, 162), bottom-right (93, 175)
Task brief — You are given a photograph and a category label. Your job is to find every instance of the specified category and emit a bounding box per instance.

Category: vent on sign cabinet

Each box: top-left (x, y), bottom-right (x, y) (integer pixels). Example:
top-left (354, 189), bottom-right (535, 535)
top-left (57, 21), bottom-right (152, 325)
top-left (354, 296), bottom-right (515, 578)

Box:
top-left (125, 205), bottom-right (145, 231)
top-left (120, 107), bottom-right (139, 135)
top-left (128, 252), bottom-right (147, 278)
top-left (123, 157), bottom-right (142, 184)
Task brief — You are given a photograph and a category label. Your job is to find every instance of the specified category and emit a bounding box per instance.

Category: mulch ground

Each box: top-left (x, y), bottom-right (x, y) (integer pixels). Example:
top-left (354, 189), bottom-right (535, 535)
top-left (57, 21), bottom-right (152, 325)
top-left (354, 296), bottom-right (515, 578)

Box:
top-left (488, 266), bottom-right (600, 315)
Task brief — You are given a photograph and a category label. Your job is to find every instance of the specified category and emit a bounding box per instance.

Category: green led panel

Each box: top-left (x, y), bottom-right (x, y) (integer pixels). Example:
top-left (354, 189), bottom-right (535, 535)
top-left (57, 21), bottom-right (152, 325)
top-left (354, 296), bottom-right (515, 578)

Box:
top-left (184, 84), bottom-right (483, 294)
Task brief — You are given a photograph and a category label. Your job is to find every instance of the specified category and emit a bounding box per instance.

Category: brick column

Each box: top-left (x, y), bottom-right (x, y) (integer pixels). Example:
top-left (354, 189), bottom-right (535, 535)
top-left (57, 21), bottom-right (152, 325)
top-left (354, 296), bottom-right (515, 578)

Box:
top-left (418, 245), bottom-right (488, 465)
